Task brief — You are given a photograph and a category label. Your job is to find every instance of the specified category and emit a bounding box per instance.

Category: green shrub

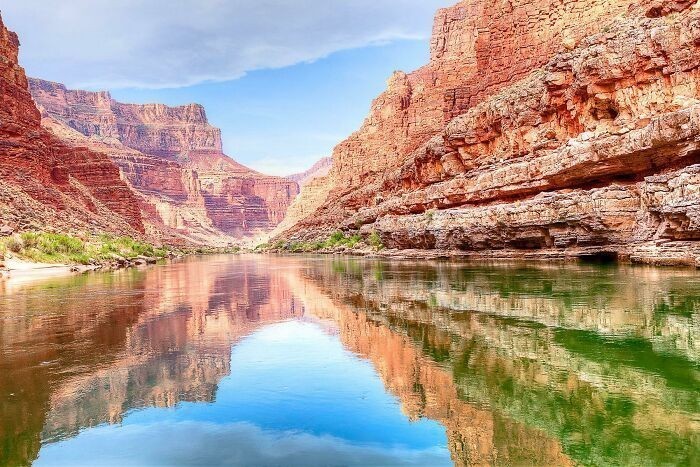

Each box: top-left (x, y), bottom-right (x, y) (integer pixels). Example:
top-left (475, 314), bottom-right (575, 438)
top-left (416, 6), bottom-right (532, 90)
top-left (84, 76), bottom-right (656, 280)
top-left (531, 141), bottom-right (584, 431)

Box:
top-left (72, 253), bottom-right (92, 265)
top-left (39, 233), bottom-right (85, 255)
top-left (369, 231), bottom-right (384, 250)
top-left (20, 232), bottom-right (38, 249)
top-left (346, 234), bottom-right (362, 248)
top-left (327, 231), bottom-right (345, 246)
top-left (153, 248), bottom-right (169, 258)
top-left (1, 231), bottom-right (171, 265)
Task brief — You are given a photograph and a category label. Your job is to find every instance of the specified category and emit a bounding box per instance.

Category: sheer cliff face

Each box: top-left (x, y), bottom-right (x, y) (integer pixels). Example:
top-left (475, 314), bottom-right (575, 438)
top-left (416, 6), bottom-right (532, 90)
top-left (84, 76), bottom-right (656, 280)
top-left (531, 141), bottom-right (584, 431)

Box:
top-left (281, 0), bottom-right (700, 266)
top-left (0, 16), bottom-right (144, 235)
top-left (29, 80), bottom-right (299, 241)
top-left (327, 0), bottom-right (648, 188)
top-left (28, 79), bottom-right (223, 159)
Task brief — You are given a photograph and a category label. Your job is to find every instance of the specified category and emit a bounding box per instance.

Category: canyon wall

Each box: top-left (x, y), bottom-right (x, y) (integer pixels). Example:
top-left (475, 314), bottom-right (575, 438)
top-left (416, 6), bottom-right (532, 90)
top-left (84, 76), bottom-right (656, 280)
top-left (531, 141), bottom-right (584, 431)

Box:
top-left (287, 157), bottom-right (332, 188)
top-left (0, 15), bottom-right (144, 236)
top-left (280, 0), bottom-right (700, 266)
top-left (29, 79), bottom-right (298, 242)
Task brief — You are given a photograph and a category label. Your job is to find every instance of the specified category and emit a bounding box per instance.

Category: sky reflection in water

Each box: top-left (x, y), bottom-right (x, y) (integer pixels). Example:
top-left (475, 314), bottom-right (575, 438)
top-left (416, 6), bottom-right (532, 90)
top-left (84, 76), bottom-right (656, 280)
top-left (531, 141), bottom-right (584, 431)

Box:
top-left (35, 322), bottom-right (450, 466)
top-left (0, 254), bottom-right (698, 466)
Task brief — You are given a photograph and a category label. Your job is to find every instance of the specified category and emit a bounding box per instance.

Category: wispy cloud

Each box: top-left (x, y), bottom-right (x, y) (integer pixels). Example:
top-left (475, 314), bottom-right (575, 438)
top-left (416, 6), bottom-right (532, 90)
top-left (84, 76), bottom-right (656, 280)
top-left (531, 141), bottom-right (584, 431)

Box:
top-left (2, 0), bottom-right (451, 89)
top-left (36, 421), bottom-right (451, 466)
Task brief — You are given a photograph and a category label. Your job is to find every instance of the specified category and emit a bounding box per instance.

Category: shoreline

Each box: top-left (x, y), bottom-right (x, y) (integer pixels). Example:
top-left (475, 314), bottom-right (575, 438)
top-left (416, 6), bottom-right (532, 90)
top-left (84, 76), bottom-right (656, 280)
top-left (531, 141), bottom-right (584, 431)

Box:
top-left (256, 246), bottom-right (700, 269)
top-left (255, 231), bottom-right (700, 269)
top-left (0, 254), bottom-right (169, 283)
top-left (0, 230), bottom-right (244, 283)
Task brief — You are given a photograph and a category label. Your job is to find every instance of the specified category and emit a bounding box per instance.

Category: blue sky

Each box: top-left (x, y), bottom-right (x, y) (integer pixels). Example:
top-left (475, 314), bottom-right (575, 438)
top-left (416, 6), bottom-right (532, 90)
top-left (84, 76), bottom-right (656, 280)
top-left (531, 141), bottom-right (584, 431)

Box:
top-left (111, 40), bottom-right (431, 175)
top-left (0, 0), bottom-right (453, 175)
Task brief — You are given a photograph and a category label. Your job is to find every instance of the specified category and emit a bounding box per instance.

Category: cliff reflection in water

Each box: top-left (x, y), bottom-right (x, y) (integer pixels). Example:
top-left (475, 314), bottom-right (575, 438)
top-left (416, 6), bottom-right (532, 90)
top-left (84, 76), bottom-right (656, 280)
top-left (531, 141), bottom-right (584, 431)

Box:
top-left (0, 255), bottom-right (698, 466)
top-left (0, 256), bottom-right (303, 466)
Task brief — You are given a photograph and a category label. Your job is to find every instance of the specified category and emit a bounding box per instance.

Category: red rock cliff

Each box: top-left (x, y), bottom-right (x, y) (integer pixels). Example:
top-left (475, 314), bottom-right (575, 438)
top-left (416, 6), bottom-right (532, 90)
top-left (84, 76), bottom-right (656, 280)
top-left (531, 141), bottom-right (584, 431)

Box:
top-left (0, 15), bottom-right (144, 235)
top-left (287, 157), bottom-right (332, 188)
top-left (29, 80), bottom-right (299, 240)
top-left (280, 0), bottom-right (700, 266)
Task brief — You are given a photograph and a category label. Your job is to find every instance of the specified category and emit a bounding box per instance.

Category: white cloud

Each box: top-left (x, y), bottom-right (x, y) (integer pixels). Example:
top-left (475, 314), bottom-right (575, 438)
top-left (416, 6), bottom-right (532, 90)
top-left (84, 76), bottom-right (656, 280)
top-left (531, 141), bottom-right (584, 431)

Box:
top-left (1, 0), bottom-right (451, 89)
top-left (36, 421), bottom-right (451, 466)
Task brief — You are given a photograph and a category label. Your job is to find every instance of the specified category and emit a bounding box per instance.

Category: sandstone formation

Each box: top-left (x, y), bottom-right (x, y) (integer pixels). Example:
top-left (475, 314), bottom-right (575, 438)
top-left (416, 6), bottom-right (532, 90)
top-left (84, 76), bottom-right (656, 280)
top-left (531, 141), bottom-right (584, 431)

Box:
top-left (0, 15), bottom-right (143, 236)
top-left (279, 0), bottom-right (700, 266)
top-left (29, 79), bottom-right (298, 242)
top-left (287, 157), bottom-right (332, 188)
top-left (263, 158), bottom-right (334, 243)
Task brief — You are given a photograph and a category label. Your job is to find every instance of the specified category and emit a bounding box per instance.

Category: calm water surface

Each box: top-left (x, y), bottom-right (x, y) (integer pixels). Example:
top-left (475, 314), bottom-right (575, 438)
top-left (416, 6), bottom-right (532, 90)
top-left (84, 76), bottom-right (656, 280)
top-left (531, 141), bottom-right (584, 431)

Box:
top-left (0, 255), bottom-right (698, 466)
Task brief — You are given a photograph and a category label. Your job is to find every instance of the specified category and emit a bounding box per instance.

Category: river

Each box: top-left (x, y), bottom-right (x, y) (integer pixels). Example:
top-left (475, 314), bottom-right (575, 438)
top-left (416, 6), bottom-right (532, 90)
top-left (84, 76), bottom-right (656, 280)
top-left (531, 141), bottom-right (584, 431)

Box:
top-left (0, 255), bottom-right (698, 466)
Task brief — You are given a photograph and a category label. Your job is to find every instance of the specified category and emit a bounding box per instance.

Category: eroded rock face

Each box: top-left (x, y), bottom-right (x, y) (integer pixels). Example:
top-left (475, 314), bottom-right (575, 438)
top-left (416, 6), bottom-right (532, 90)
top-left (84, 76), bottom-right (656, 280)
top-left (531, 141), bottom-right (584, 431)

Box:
top-left (0, 15), bottom-right (144, 235)
top-left (29, 80), bottom-right (299, 240)
top-left (281, 1), bottom-right (700, 266)
top-left (27, 79), bottom-right (223, 159)
top-left (287, 157), bottom-right (332, 188)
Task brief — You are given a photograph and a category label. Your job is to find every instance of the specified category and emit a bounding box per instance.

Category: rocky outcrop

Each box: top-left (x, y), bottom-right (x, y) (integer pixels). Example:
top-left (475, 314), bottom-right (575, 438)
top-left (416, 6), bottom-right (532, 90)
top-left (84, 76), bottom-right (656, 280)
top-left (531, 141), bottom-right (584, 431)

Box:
top-left (280, 1), bottom-right (700, 266)
top-left (29, 79), bottom-right (298, 241)
top-left (0, 15), bottom-right (144, 236)
top-left (27, 79), bottom-right (223, 159)
top-left (287, 157), bottom-right (332, 188)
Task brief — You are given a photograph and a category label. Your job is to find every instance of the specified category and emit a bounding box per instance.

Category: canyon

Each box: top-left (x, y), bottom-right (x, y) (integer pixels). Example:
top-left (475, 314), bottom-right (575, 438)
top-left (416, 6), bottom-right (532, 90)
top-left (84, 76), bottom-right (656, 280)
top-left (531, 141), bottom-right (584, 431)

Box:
top-left (279, 0), bottom-right (700, 266)
top-left (29, 79), bottom-right (298, 244)
top-left (2, 255), bottom-right (696, 465)
top-left (0, 15), bottom-right (144, 237)
top-left (5, 0), bottom-right (700, 262)
top-left (2, 9), bottom-right (298, 246)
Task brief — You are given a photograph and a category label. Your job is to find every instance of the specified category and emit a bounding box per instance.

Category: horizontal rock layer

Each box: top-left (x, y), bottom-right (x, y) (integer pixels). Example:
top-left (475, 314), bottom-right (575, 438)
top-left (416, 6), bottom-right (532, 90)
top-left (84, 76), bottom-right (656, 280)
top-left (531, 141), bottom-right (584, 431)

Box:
top-left (281, 1), bottom-right (700, 266)
top-left (287, 157), bottom-right (332, 188)
top-left (0, 15), bottom-right (144, 236)
top-left (30, 80), bottom-right (298, 241)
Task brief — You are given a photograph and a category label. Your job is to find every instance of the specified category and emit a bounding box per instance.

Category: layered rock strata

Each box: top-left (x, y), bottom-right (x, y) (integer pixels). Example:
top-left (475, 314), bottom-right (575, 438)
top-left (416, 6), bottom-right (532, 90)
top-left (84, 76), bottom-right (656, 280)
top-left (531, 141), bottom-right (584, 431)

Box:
top-left (287, 157), bottom-right (332, 188)
top-left (280, 1), bottom-right (700, 266)
top-left (0, 15), bottom-right (144, 236)
top-left (29, 79), bottom-right (298, 241)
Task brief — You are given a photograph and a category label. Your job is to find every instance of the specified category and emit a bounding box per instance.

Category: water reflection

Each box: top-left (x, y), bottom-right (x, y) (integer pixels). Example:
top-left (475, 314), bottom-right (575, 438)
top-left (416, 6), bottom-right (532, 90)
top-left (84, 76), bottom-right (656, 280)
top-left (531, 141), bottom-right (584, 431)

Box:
top-left (0, 255), bottom-right (698, 465)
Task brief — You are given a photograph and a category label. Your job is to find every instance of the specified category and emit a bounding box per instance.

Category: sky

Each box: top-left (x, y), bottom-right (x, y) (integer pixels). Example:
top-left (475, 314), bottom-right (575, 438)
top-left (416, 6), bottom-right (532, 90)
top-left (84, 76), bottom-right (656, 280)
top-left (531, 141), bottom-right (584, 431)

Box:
top-left (0, 0), bottom-right (453, 175)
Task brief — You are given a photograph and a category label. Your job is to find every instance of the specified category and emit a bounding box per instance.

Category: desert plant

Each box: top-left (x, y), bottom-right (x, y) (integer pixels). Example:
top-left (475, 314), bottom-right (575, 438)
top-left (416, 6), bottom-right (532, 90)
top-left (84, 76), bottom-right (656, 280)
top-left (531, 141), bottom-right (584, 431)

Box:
top-left (7, 237), bottom-right (23, 253)
top-left (369, 231), bottom-right (384, 250)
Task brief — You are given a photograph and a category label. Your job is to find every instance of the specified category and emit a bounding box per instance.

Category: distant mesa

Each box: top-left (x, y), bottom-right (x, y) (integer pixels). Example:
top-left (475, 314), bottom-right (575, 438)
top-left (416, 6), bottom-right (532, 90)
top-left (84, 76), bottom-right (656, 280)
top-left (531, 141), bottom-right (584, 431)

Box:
top-left (28, 78), bottom-right (299, 243)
